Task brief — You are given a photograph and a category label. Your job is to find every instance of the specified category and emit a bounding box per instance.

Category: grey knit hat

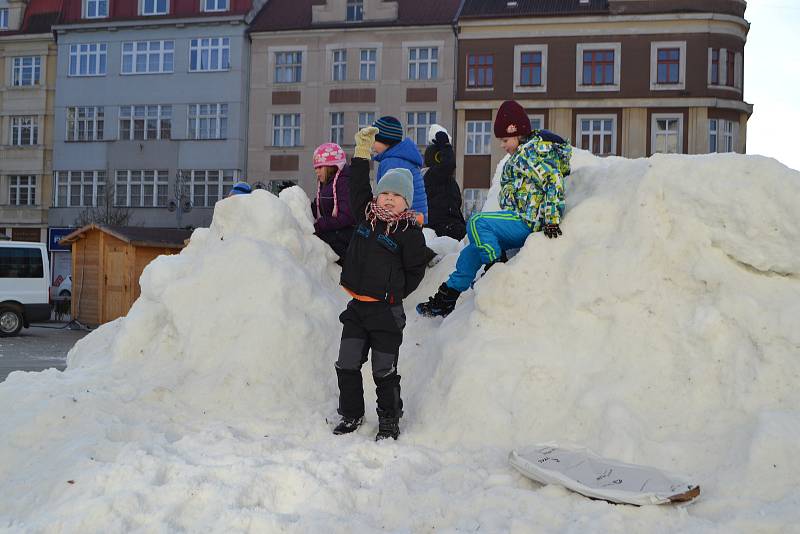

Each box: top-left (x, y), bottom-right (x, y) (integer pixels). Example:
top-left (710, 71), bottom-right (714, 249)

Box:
top-left (375, 168), bottom-right (414, 208)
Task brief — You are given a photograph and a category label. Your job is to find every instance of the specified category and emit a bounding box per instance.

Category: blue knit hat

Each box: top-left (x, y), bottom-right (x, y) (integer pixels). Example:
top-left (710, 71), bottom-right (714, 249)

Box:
top-left (375, 168), bottom-right (414, 208)
top-left (373, 116), bottom-right (404, 145)
top-left (229, 182), bottom-right (252, 196)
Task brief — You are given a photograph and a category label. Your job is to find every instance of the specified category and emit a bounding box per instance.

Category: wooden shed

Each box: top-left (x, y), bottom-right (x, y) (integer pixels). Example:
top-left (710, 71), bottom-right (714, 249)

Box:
top-left (60, 225), bottom-right (192, 326)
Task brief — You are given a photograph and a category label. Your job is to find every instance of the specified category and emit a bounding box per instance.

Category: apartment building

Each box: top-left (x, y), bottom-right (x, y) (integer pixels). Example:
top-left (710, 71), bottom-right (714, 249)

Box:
top-left (247, 0), bottom-right (461, 194)
top-left (456, 0), bottom-right (752, 212)
top-left (0, 0), bottom-right (59, 242)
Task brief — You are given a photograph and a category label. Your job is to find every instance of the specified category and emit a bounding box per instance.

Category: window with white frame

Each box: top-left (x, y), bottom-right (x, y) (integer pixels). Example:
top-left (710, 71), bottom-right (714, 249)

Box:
top-left (141, 0), bottom-right (168, 15)
top-left (358, 111), bottom-right (375, 130)
top-left (576, 43), bottom-right (620, 92)
top-left (66, 106), bottom-right (104, 141)
top-left (406, 111), bottom-right (435, 146)
top-left (114, 170), bottom-right (169, 207)
top-left (275, 51), bottom-right (302, 83)
top-left (272, 114), bottom-right (301, 147)
top-left (188, 104), bottom-right (228, 140)
top-left (651, 41), bottom-right (686, 90)
top-left (346, 0), bottom-right (363, 22)
top-left (68, 43), bottom-right (107, 76)
top-left (408, 47), bottom-right (438, 80)
top-left (0, 8), bottom-right (8, 29)
top-left (122, 40), bottom-right (174, 74)
top-left (12, 57), bottom-right (41, 86)
top-left (528, 114), bottom-right (544, 132)
top-left (360, 49), bottom-right (376, 81)
top-left (53, 170), bottom-right (106, 207)
top-left (85, 0), bottom-right (108, 18)
top-left (463, 188), bottom-right (488, 219)
top-left (189, 37), bottom-right (230, 72)
top-left (709, 119), bottom-right (718, 153)
top-left (708, 48), bottom-right (742, 90)
top-left (203, 0), bottom-right (228, 12)
top-left (332, 49), bottom-right (347, 81)
top-left (514, 45), bottom-right (547, 92)
top-left (10, 116), bottom-right (38, 146)
top-left (465, 120), bottom-right (491, 155)
top-left (721, 120), bottom-right (736, 152)
top-left (651, 114), bottom-right (683, 154)
top-left (330, 112), bottom-right (344, 145)
top-left (119, 105), bottom-right (172, 140)
top-left (577, 115), bottom-right (616, 156)
top-left (9, 176), bottom-right (37, 206)
top-left (179, 169), bottom-right (236, 207)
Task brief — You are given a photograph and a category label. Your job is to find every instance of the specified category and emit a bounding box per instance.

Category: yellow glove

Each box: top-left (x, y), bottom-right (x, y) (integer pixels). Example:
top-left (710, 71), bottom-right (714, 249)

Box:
top-left (354, 126), bottom-right (378, 160)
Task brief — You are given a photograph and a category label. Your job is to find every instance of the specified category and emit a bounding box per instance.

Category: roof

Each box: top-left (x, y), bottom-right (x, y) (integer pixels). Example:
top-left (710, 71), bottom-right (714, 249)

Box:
top-left (60, 225), bottom-right (192, 249)
top-left (58, 0), bottom-right (252, 26)
top-left (0, 0), bottom-right (62, 36)
top-left (250, 0), bottom-right (462, 32)
top-left (459, 0), bottom-right (608, 19)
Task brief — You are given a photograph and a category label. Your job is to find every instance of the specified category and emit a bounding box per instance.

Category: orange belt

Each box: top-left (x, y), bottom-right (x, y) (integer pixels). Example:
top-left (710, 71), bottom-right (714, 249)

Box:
top-left (343, 287), bottom-right (380, 302)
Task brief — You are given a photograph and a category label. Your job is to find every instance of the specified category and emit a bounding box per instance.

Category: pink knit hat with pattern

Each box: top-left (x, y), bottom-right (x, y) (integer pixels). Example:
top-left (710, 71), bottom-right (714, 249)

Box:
top-left (313, 143), bottom-right (347, 218)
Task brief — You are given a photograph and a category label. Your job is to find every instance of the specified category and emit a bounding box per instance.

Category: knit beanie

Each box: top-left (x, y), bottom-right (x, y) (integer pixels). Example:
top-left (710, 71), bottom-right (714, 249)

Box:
top-left (494, 100), bottom-right (531, 139)
top-left (230, 182), bottom-right (252, 196)
top-left (373, 116), bottom-right (404, 145)
top-left (312, 142), bottom-right (347, 218)
top-left (375, 168), bottom-right (414, 208)
top-left (428, 123), bottom-right (450, 145)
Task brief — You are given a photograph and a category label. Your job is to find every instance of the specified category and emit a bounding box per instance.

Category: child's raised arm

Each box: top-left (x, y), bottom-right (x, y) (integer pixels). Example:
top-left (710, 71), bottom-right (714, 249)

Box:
top-left (349, 127), bottom-right (379, 223)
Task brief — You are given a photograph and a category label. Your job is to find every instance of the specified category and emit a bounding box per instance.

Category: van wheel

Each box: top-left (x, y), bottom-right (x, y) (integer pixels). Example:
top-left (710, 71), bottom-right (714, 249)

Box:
top-left (0, 305), bottom-right (24, 337)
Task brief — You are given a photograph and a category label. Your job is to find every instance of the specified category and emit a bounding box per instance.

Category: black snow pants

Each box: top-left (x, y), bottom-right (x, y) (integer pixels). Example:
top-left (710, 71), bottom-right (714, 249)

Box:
top-left (335, 299), bottom-right (406, 420)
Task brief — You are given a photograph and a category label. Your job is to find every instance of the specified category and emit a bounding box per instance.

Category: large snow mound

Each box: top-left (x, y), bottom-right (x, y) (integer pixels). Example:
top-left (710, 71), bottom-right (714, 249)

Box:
top-left (1, 152), bottom-right (799, 532)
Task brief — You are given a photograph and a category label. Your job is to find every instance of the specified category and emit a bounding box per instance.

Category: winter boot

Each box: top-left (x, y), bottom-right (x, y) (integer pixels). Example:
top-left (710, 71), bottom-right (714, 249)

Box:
top-left (416, 283), bottom-right (461, 318)
top-left (375, 416), bottom-right (400, 441)
top-left (332, 415), bottom-right (364, 435)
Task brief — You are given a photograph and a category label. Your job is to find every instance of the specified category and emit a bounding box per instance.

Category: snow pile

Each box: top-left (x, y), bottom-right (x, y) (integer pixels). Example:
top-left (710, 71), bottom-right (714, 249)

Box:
top-left (1, 152), bottom-right (800, 532)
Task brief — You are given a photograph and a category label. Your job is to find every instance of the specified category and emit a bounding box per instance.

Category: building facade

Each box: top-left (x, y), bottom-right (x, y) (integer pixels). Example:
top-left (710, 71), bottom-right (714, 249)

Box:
top-left (48, 0), bottom-right (254, 230)
top-left (0, 0), bottom-right (60, 243)
top-left (247, 0), bottom-right (461, 194)
top-left (455, 0), bottom-right (752, 212)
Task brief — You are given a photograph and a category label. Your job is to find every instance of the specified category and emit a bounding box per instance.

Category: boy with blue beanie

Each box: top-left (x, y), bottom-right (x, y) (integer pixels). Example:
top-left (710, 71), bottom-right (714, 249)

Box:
top-left (333, 126), bottom-right (434, 441)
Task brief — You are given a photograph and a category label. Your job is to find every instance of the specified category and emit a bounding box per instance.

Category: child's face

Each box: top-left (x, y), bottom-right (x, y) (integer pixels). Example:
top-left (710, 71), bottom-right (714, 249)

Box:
top-left (314, 166), bottom-right (335, 184)
top-left (500, 136), bottom-right (520, 155)
top-left (376, 192), bottom-right (407, 215)
top-left (373, 141), bottom-right (389, 154)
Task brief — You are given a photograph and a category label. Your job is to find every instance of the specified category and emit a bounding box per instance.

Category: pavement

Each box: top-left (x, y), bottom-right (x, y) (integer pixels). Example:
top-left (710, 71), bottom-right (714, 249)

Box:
top-left (0, 322), bottom-right (91, 382)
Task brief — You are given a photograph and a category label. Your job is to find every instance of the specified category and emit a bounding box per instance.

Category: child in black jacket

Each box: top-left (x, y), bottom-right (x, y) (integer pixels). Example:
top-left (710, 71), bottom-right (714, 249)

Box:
top-left (423, 127), bottom-right (466, 241)
top-left (333, 126), bottom-right (433, 441)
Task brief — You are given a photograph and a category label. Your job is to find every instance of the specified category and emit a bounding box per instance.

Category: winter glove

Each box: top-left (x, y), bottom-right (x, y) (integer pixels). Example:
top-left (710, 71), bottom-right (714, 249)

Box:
top-left (543, 224), bottom-right (562, 239)
top-left (354, 126), bottom-right (378, 160)
top-left (434, 131), bottom-right (450, 146)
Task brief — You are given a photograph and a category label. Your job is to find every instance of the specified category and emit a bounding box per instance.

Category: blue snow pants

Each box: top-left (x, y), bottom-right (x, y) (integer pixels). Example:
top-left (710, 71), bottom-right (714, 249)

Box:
top-left (446, 211), bottom-right (532, 292)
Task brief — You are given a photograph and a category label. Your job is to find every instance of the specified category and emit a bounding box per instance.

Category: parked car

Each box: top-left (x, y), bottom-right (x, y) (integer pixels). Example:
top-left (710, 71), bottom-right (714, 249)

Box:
top-left (51, 275), bottom-right (72, 298)
top-left (0, 241), bottom-right (51, 336)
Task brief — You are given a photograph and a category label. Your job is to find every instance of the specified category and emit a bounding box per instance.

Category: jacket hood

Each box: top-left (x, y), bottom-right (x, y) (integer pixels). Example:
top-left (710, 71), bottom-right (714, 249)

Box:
top-left (374, 138), bottom-right (423, 166)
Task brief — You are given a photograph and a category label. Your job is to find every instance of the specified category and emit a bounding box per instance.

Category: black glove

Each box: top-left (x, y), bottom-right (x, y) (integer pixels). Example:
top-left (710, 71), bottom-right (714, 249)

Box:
top-left (543, 224), bottom-right (562, 239)
top-left (434, 131), bottom-right (450, 146)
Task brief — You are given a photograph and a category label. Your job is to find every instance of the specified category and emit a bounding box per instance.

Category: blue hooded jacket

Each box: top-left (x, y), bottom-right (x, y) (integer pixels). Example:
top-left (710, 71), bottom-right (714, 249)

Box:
top-left (374, 137), bottom-right (428, 222)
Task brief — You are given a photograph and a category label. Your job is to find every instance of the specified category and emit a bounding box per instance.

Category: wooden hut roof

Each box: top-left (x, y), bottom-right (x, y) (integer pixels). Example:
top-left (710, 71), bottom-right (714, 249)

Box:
top-left (59, 225), bottom-right (192, 249)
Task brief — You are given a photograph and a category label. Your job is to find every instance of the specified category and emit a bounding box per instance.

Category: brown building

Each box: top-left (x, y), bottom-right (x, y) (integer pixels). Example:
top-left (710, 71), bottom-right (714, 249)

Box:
top-left (455, 0), bottom-right (752, 213)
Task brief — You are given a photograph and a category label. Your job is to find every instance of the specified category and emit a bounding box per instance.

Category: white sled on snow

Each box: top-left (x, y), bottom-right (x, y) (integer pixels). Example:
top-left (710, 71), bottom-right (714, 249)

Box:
top-left (509, 445), bottom-right (700, 506)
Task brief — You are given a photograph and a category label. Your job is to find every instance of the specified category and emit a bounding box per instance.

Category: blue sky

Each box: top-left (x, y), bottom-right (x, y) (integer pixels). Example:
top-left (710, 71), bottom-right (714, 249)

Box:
top-left (744, 2), bottom-right (800, 170)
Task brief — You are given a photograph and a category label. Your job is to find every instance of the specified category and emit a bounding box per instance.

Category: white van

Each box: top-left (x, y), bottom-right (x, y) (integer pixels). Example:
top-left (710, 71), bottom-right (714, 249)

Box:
top-left (0, 241), bottom-right (51, 336)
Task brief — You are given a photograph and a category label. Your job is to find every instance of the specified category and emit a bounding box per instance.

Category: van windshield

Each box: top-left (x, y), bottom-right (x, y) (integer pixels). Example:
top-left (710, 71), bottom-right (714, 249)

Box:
top-left (0, 248), bottom-right (44, 278)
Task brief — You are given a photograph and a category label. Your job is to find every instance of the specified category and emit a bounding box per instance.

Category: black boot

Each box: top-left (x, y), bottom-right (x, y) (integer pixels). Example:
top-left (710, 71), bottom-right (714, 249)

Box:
top-left (416, 283), bottom-right (461, 318)
top-left (375, 416), bottom-right (400, 441)
top-left (333, 415), bottom-right (363, 435)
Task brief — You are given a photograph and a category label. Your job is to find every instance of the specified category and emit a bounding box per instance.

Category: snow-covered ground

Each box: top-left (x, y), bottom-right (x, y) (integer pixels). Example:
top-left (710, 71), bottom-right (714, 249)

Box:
top-left (1, 151), bottom-right (799, 533)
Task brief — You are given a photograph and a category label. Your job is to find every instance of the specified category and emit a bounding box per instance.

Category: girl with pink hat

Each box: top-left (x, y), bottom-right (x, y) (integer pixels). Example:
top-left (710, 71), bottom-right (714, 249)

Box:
top-left (311, 142), bottom-right (356, 264)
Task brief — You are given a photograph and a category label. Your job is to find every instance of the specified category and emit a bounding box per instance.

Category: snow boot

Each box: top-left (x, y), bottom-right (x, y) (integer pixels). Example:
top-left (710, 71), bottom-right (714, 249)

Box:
top-left (375, 416), bottom-right (400, 441)
top-left (332, 415), bottom-right (363, 435)
top-left (416, 283), bottom-right (461, 318)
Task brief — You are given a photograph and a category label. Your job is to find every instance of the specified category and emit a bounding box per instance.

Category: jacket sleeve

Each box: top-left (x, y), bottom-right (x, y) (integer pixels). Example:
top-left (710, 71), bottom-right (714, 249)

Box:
top-left (401, 228), bottom-right (434, 298)
top-left (314, 175), bottom-right (356, 233)
top-left (437, 143), bottom-right (456, 175)
top-left (348, 157), bottom-right (373, 224)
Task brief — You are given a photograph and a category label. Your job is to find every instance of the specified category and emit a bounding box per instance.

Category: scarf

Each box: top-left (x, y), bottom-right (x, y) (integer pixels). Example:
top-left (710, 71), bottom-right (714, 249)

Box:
top-left (365, 199), bottom-right (418, 235)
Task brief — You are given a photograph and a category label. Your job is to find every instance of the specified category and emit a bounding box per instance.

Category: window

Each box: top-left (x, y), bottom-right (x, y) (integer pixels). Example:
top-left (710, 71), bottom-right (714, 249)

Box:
top-left (189, 38), bottom-right (230, 72)
top-left (709, 119), bottom-right (718, 153)
top-left (651, 114), bottom-right (683, 154)
top-left (0, 248), bottom-right (44, 279)
top-left (577, 115), bottom-right (616, 156)
top-left (142, 0), bottom-right (168, 15)
top-left (68, 43), bottom-right (107, 76)
top-left (330, 112), bottom-right (344, 145)
top-left (332, 49), bottom-right (347, 81)
top-left (408, 47), bottom-right (438, 80)
top-left (726, 51), bottom-right (735, 87)
top-left (272, 114), bottom-right (301, 147)
top-left (520, 52), bottom-right (542, 86)
top-left (657, 49), bottom-right (680, 84)
top-left (53, 171), bottom-right (106, 207)
top-left (710, 49), bottom-right (720, 85)
top-left (10, 116), bottom-right (38, 146)
top-left (9, 176), bottom-right (37, 206)
top-left (119, 105), bottom-right (172, 140)
top-left (115, 170), bottom-right (169, 207)
top-left (0, 8), bottom-right (8, 30)
top-left (12, 57), bottom-right (41, 86)
top-left (465, 120), bottom-right (491, 155)
top-left (708, 48), bottom-right (741, 89)
top-left (346, 0), bottom-right (363, 22)
top-left (122, 40), bottom-right (174, 74)
top-left (203, 0), bottom-right (228, 12)
top-left (85, 0), bottom-right (108, 18)
top-left (651, 42), bottom-right (686, 90)
top-left (582, 50), bottom-right (614, 85)
top-left (359, 49), bottom-right (376, 81)
top-left (66, 106), bottom-right (104, 141)
top-left (275, 51), bottom-right (302, 83)
top-left (467, 54), bottom-right (493, 88)
top-left (528, 114), bottom-right (544, 131)
top-left (463, 189), bottom-right (488, 219)
top-left (188, 104), bottom-right (228, 140)
top-left (406, 111), bottom-right (435, 146)
top-left (358, 111), bottom-right (375, 130)
top-left (179, 169), bottom-right (236, 207)
top-left (514, 45), bottom-right (548, 92)
top-left (709, 119), bottom-right (737, 153)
